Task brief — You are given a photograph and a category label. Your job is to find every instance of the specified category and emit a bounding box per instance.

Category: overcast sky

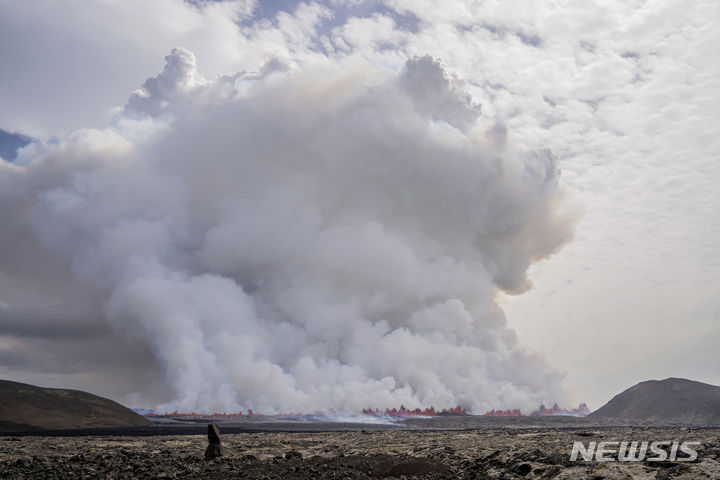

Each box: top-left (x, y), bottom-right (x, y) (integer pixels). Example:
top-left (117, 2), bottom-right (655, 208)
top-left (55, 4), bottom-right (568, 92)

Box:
top-left (0, 0), bottom-right (718, 412)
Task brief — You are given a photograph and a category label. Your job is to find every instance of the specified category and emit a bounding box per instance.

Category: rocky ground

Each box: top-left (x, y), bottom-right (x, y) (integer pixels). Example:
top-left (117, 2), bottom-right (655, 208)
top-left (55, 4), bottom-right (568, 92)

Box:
top-left (1, 423), bottom-right (719, 479)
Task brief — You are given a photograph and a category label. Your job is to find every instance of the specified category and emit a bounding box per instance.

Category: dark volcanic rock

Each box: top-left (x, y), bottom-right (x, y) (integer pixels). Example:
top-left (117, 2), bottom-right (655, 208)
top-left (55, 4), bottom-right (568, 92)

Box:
top-left (0, 379), bottom-right (152, 432)
top-left (204, 422), bottom-right (223, 459)
top-left (587, 377), bottom-right (720, 424)
top-left (285, 450), bottom-right (302, 460)
top-left (371, 457), bottom-right (452, 478)
top-left (511, 462), bottom-right (532, 475)
top-left (207, 423), bottom-right (221, 444)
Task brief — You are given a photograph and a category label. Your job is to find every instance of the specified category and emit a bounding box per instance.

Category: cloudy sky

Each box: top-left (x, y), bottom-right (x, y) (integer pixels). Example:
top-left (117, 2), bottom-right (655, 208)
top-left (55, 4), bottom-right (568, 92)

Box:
top-left (0, 0), bottom-right (718, 413)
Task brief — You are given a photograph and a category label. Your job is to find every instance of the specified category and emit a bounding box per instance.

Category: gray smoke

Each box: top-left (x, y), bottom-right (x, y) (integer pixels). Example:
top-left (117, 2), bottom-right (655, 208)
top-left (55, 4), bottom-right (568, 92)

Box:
top-left (0, 49), bottom-right (576, 413)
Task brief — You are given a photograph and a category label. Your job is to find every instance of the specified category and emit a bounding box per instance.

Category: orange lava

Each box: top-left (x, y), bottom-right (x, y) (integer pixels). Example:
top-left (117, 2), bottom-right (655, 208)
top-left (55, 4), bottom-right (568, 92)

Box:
top-left (482, 402), bottom-right (590, 417)
top-left (145, 403), bottom-right (589, 418)
top-left (362, 405), bottom-right (467, 417)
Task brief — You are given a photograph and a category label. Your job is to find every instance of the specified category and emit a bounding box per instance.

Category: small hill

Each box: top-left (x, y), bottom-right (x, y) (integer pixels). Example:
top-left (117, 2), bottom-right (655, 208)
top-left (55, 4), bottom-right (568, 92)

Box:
top-left (0, 379), bottom-right (152, 432)
top-left (587, 377), bottom-right (720, 424)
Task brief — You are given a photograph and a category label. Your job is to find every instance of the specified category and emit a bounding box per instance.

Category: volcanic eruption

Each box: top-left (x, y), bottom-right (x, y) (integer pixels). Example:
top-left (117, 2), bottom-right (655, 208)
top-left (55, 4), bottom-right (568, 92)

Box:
top-left (0, 49), bottom-right (577, 414)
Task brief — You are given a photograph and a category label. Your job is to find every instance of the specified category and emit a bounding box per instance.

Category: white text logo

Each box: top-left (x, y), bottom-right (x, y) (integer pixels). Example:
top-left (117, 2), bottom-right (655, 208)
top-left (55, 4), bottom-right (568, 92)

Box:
top-left (570, 441), bottom-right (700, 462)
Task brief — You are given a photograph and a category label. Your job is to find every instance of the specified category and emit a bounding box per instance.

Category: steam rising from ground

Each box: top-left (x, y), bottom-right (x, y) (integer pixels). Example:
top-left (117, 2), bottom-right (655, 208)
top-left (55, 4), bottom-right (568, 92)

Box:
top-left (1, 49), bottom-right (575, 413)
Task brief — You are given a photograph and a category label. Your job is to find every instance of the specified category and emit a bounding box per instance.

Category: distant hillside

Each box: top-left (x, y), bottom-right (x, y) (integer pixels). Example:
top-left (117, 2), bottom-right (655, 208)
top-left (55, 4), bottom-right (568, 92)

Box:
top-left (0, 380), bottom-right (152, 432)
top-left (587, 377), bottom-right (720, 424)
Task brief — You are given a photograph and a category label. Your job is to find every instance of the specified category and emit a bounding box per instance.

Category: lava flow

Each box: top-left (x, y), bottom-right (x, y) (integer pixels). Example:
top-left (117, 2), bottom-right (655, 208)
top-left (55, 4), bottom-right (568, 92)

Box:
top-left (362, 405), bottom-right (468, 417)
top-left (483, 403), bottom-right (590, 417)
top-left (143, 403), bottom-right (589, 418)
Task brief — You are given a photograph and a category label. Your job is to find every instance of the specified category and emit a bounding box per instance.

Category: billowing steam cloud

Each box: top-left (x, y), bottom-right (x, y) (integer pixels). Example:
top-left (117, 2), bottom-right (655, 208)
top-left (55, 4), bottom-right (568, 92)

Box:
top-left (0, 48), bottom-right (575, 413)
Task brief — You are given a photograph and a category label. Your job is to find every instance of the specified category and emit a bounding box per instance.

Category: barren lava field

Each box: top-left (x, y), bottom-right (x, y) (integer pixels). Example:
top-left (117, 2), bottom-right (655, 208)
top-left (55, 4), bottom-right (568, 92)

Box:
top-left (2, 416), bottom-right (720, 479)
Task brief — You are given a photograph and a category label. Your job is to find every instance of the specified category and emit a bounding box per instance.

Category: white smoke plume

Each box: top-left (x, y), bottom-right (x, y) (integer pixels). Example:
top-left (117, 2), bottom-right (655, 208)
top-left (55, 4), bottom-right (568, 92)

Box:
top-left (0, 48), bottom-right (576, 414)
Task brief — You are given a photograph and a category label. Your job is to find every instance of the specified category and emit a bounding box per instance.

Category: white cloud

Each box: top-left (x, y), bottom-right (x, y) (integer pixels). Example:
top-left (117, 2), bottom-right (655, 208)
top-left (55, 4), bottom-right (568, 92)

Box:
top-left (0, 0), bottom-right (254, 136)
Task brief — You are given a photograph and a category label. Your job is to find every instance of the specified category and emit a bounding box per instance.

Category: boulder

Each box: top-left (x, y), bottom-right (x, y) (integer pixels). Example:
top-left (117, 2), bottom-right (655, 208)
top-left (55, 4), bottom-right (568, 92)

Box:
top-left (204, 422), bottom-right (222, 459)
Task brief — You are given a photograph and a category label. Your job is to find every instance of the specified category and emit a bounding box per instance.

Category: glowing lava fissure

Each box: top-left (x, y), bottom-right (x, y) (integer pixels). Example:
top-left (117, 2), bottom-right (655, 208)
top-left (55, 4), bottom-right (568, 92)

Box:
top-left (145, 406), bottom-right (467, 418)
top-left (362, 406), bottom-right (468, 417)
top-left (143, 403), bottom-right (589, 418)
top-left (483, 403), bottom-right (591, 417)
